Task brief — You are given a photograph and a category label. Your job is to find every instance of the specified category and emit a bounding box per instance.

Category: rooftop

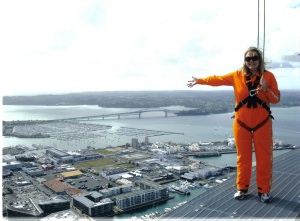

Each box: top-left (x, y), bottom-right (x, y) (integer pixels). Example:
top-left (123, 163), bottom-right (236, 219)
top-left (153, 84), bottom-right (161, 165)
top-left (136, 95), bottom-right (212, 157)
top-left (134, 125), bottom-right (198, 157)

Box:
top-left (60, 170), bottom-right (83, 178)
top-left (44, 178), bottom-right (68, 193)
top-left (161, 147), bottom-right (300, 220)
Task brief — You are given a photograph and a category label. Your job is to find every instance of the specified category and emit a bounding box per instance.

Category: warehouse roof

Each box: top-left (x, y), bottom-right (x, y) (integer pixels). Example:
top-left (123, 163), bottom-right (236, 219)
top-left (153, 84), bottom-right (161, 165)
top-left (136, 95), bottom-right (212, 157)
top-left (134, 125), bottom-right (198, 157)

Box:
top-left (60, 170), bottom-right (83, 178)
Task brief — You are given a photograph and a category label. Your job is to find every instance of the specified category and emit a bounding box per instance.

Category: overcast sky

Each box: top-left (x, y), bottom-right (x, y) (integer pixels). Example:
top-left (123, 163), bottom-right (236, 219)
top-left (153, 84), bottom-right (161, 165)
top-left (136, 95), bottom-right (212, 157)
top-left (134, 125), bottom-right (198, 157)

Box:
top-left (1, 0), bottom-right (299, 96)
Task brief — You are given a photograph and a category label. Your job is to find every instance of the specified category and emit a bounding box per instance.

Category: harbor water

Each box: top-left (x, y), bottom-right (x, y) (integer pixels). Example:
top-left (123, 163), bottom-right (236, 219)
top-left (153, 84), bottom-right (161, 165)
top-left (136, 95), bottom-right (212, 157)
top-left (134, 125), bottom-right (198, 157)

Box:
top-left (2, 106), bottom-right (300, 149)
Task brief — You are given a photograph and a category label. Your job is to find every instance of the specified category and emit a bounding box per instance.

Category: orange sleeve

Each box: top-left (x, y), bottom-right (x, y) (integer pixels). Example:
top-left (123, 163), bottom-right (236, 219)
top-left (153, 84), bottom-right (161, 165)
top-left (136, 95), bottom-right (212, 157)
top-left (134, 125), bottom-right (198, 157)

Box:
top-left (263, 71), bottom-right (280, 104)
top-left (196, 72), bottom-right (235, 87)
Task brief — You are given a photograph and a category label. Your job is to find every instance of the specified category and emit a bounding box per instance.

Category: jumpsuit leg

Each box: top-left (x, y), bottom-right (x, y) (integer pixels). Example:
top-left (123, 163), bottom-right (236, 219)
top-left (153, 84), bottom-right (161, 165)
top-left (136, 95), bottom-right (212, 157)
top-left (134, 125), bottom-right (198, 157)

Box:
top-left (253, 119), bottom-right (273, 194)
top-left (234, 119), bottom-right (253, 191)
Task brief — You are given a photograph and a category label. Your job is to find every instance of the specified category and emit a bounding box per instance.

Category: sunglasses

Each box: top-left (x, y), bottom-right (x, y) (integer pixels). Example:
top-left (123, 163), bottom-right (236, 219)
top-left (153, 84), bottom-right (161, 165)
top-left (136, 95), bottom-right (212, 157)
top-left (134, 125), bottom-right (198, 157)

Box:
top-left (245, 55), bottom-right (259, 62)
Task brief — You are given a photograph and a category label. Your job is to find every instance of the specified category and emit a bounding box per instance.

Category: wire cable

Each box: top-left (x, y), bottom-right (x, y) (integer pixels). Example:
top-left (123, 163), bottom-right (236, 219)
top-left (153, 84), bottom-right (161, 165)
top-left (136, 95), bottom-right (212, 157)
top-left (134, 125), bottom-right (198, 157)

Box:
top-left (263, 0), bottom-right (266, 61)
top-left (258, 0), bottom-right (266, 61)
top-left (257, 0), bottom-right (260, 49)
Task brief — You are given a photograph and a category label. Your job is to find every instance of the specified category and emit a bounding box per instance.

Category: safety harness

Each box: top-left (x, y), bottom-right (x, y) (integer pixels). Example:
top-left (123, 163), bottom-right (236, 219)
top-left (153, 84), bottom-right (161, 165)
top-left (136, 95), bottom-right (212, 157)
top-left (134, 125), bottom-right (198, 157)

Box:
top-left (233, 74), bottom-right (274, 133)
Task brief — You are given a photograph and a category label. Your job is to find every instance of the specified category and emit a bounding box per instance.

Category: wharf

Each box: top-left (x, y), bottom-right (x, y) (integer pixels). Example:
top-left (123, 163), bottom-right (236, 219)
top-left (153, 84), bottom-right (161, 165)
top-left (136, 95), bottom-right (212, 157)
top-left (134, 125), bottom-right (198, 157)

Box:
top-left (161, 147), bottom-right (300, 220)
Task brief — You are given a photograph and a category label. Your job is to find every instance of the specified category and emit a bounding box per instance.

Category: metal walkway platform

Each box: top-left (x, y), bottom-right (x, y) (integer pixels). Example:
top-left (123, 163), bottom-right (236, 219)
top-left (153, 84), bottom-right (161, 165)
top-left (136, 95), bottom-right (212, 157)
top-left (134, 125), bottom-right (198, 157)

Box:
top-left (160, 148), bottom-right (300, 220)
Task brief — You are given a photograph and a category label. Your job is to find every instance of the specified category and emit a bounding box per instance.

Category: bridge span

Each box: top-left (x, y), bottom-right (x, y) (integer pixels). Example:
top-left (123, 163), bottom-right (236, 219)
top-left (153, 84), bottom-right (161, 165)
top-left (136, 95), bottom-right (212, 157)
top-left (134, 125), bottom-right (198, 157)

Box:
top-left (61, 109), bottom-right (175, 121)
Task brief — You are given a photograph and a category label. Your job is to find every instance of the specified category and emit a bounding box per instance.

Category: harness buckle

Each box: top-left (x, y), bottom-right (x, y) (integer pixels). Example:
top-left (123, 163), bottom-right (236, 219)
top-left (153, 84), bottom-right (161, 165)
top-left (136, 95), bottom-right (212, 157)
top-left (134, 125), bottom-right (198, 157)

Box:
top-left (249, 87), bottom-right (262, 97)
top-left (249, 89), bottom-right (258, 97)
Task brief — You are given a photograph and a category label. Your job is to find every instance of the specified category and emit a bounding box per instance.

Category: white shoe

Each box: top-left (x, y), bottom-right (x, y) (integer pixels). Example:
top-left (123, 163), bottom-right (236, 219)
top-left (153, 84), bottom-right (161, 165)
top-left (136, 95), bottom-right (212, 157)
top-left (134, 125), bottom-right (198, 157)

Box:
top-left (234, 190), bottom-right (248, 200)
top-left (259, 193), bottom-right (271, 203)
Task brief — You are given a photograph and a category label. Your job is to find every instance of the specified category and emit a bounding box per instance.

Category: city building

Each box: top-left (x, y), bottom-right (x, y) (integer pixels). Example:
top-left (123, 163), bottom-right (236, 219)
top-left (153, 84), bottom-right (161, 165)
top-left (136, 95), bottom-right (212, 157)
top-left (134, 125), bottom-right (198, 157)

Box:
top-left (2, 161), bottom-right (23, 171)
top-left (45, 148), bottom-right (102, 164)
top-left (139, 179), bottom-right (168, 196)
top-left (145, 136), bottom-right (149, 144)
top-left (101, 167), bottom-right (130, 180)
top-left (132, 138), bottom-right (139, 148)
top-left (41, 164), bottom-right (55, 171)
top-left (44, 178), bottom-right (69, 194)
top-left (115, 180), bottom-right (168, 210)
top-left (22, 166), bottom-right (45, 176)
top-left (180, 172), bottom-right (196, 181)
top-left (15, 154), bottom-right (36, 162)
top-left (6, 200), bottom-right (44, 218)
top-left (99, 184), bottom-right (132, 198)
top-left (171, 165), bottom-right (189, 175)
top-left (6, 196), bottom-right (70, 218)
top-left (59, 170), bottom-right (84, 179)
top-left (33, 196), bottom-right (70, 216)
top-left (46, 149), bottom-right (72, 164)
top-left (115, 189), bottom-right (161, 210)
top-left (3, 154), bottom-right (16, 163)
top-left (72, 192), bottom-right (114, 217)
top-left (67, 149), bottom-right (103, 162)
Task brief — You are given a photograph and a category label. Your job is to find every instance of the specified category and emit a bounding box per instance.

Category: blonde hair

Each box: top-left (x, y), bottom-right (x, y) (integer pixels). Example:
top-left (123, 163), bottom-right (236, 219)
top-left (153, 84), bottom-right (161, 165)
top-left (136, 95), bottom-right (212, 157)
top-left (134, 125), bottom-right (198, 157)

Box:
top-left (242, 46), bottom-right (266, 74)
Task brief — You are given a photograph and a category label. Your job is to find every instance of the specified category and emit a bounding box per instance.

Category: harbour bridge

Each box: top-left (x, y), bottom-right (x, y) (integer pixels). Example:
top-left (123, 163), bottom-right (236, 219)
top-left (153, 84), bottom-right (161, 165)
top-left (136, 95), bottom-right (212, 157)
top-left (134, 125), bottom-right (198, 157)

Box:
top-left (60, 109), bottom-right (177, 121)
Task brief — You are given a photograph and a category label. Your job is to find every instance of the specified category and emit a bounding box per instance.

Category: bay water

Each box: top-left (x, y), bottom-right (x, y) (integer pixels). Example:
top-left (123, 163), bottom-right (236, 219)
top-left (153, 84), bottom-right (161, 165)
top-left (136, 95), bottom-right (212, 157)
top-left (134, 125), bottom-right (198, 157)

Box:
top-left (2, 105), bottom-right (300, 149)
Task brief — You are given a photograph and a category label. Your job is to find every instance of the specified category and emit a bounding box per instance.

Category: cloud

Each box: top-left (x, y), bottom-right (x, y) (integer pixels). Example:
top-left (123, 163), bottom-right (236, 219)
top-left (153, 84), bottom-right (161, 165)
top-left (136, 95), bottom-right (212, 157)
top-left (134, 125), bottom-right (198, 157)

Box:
top-left (0, 0), bottom-right (299, 96)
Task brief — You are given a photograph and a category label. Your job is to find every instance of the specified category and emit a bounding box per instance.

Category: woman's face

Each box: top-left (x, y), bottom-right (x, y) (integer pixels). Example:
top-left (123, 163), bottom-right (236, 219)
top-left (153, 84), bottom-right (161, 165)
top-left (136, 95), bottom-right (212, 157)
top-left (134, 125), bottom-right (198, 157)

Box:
top-left (245, 51), bottom-right (259, 74)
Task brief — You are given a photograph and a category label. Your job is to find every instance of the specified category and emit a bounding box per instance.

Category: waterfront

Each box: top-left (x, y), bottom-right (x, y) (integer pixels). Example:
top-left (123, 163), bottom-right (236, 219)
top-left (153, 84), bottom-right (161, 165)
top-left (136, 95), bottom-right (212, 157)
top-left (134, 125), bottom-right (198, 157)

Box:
top-left (2, 105), bottom-right (299, 219)
top-left (113, 148), bottom-right (291, 219)
top-left (114, 183), bottom-right (206, 219)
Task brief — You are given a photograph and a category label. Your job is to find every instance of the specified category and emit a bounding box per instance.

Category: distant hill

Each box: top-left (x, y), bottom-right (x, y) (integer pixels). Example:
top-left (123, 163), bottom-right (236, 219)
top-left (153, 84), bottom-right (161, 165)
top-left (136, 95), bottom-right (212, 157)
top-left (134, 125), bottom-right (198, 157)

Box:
top-left (2, 90), bottom-right (300, 110)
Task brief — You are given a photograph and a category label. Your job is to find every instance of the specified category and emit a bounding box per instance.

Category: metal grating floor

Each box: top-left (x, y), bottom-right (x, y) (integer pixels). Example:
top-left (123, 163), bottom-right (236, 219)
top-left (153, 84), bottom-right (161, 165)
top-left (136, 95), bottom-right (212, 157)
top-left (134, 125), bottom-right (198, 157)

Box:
top-left (160, 148), bottom-right (300, 220)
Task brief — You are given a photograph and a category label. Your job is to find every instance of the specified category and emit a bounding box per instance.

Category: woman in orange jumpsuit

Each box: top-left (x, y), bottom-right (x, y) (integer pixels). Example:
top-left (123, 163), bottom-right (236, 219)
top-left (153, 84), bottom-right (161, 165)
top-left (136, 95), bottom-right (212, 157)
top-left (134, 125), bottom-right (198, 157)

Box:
top-left (187, 47), bottom-right (280, 203)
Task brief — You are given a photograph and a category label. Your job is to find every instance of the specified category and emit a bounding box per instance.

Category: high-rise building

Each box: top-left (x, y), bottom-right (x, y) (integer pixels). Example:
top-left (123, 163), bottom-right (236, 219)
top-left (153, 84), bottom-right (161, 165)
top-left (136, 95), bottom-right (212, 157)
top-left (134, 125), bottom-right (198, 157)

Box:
top-left (145, 136), bottom-right (149, 144)
top-left (131, 138), bottom-right (138, 148)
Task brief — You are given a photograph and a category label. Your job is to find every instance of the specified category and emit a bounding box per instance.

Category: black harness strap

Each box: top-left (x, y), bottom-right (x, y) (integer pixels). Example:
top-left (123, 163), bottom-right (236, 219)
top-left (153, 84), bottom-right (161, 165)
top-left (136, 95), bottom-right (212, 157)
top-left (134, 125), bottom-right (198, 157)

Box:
top-left (233, 74), bottom-right (274, 133)
top-left (235, 96), bottom-right (273, 119)
top-left (236, 116), bottom-right (270, 133)
top-left (246, 75), bottom-right (260, 108)
top-left (235, 75), bottom-right (261, 111)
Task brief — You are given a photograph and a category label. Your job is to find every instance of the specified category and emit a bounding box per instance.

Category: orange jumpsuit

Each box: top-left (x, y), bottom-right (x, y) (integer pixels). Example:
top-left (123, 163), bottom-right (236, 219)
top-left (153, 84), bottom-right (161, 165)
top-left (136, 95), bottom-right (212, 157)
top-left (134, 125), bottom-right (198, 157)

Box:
top-left (197, 70), bottom-right (280, 194)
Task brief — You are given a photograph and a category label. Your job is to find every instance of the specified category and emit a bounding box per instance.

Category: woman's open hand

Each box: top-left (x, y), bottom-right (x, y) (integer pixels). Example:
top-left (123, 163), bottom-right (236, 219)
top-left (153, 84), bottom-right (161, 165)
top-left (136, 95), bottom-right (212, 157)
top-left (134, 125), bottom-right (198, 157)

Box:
top-left (187, 76), bottom-right (198, 88)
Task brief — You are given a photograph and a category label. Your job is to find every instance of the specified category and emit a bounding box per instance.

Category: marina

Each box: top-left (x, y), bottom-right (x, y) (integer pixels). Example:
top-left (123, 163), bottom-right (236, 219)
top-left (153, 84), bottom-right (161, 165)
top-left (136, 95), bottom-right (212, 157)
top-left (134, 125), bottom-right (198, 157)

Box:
top-left (168, 180), bottom-right (192, 195)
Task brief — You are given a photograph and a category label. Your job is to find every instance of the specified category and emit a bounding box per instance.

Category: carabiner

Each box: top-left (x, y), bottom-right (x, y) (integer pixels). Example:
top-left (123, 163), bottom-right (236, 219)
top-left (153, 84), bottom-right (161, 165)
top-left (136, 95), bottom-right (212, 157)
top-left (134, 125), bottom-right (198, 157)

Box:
top-left (249, 89), bottom-right (258, 97)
